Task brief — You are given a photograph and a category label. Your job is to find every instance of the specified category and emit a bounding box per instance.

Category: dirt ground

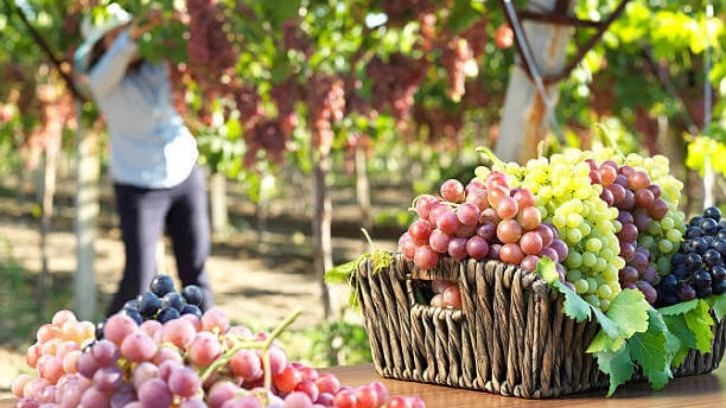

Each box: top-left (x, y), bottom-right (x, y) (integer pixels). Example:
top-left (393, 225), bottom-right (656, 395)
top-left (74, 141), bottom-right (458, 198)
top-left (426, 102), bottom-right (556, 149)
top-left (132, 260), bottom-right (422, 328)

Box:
top-left (0, 176), bottom-right (406, 398)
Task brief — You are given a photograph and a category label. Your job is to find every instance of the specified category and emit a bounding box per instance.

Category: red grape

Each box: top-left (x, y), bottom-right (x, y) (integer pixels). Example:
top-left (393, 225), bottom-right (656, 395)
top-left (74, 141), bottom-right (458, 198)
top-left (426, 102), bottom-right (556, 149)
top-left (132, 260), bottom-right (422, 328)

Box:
top-left (513, 189), bottom-right (536, 208)
top-left (440, 179), bottom-right (465, 203)
top-left (634, 188), bottom-right (654, 208)
top-left (648, 198), bottom-right (669, 220)
top-left (499, 243), bottom-right (524, 265)
top-left (398, 233), bottom-right (416, 260)
top-left (517, 206), bottom-right (541, 230)
top-left (496, 219), bottom-right (522, 244)
top-left (436, 210), bottom-right (460, 235)
top-left (414, 245), bottom-right (439, 269)
top-left (443, 286), bottom-right (462, 308)
top-left (520, 255), bottom-right (539, 271)
top-left (629, 171), bottom-right (650, 190)
top-left (464, 189), bottom-right (488, 210)
top-left (476, 221), bottom-right (496, 242)
top-left (448, 237), bottom-right (468, 261)
top-left (466, 236), bottom-right (489, 260)
top-left (519, 232), bottom-right (543, 255)
top-left (599, 165), bottom-right (617, 186)
top-left (496, 196), bottom-right (519, 219)
top-left (429, 229), bottom-right (452, 253)
top-left (457, 202), bottom-right (480, 226)
top-left (414, 195), bottom-right (438, 219)
top-left (408, 219), bottom-right (434, 244)
top-left (535, 224), bottom-right (554, 247)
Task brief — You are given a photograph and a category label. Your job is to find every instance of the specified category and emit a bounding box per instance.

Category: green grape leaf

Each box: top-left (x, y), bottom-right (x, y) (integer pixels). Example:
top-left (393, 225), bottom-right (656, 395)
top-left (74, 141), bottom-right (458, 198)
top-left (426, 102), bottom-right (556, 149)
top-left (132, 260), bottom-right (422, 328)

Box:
top-left (684, 300), bottom-right (715, 353)
top-left (662, 314), bottom-right (695, 367)
top-left (587, 330), bottom-right (626, 353)
top-left (658, 298), bottom-right (700, 316)
top-left (595, 345), bottom-right (634, 397)
top-left (536, 258), bottom-right (592, 323)
top-left (607, 289), bottom-right (650, 338)
top-left (324, 258), bottom-right (360, 284)
top-left (629, 309), bottom-right (673, 390)
top-left (707, 294), bottom-right (726, 322)
top-left (586, 290), bottom-right (648, 353)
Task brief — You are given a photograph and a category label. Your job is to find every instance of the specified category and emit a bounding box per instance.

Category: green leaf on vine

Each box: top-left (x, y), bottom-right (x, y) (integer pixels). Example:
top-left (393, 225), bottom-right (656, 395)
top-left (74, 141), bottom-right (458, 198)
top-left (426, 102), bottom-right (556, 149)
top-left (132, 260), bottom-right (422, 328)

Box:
top-left (595, 346), bottom-right (634, 397)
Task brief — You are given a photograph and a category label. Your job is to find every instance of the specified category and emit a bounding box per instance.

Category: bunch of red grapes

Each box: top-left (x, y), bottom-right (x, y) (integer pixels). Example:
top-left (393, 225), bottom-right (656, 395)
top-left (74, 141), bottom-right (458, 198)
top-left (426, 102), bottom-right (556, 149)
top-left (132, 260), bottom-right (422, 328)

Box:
top-left (588, 159), bottom-right (670, 304)
top-left (365, 54), bottom-right (430, 129)
top-left (12, 306), bottom-right (425, 408)
top-left (398, 172), bottom-right (570, 291)
top-left (306, 74), bottom-right (345, 157)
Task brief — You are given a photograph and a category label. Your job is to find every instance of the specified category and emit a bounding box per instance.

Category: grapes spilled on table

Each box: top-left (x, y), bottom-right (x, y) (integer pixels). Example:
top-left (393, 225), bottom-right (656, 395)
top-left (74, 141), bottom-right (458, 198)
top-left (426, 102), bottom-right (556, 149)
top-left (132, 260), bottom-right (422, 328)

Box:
top-left (399, 149), bottom-right (693, 312)
top-left (12, 278), bottom-right (425, 408)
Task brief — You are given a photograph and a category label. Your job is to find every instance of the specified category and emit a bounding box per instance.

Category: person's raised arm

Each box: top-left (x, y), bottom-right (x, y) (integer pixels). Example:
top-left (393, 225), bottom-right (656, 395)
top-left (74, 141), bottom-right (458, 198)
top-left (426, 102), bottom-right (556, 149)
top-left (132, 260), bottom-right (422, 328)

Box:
top-left (88, 11), bottom-right (161, 98)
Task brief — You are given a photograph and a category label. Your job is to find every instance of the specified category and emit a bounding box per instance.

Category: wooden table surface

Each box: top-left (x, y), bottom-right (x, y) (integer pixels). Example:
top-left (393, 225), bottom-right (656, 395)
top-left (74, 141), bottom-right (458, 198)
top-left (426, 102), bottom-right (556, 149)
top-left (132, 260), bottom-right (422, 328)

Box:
top-left (1, 363), bottom-right (725, 407)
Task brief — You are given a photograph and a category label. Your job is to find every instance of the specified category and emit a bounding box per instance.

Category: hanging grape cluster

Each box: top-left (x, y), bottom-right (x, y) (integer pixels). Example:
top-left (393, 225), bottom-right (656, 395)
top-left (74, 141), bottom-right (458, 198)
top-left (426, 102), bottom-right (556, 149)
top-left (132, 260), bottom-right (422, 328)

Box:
top-left (306, 74), bottom-right (346, 157)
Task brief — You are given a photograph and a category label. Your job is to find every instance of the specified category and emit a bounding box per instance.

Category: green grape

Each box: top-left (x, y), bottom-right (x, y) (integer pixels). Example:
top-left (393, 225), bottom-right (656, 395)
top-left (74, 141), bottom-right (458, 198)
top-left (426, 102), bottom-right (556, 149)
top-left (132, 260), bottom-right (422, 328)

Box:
top-left (567, 269), bottom-right (583, 282)
top-left (566, 252), bottom-right (583, 268)
top-left (582, 252), bottom-right (597, 267)
top-left (586, 238), bottom-right (603, 252)
top-left (574, 279), bottom-right (589, 294)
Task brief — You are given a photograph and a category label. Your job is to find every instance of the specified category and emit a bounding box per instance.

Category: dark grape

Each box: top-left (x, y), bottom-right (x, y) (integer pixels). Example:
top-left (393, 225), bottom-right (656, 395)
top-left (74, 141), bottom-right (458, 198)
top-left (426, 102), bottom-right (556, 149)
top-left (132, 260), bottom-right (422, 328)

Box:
top-left (161, 292), bottom-right (186, 312)
top-left (712, 266), bottom-right (726, 281)
top-left (137, 292), bottom-right (161, 318)
top-left (686, 228), bottom-right (703, 239)
top-left (713, 280), bottom-right (726, 295)
top-left (671, 253), bottom-right (685, 266)
top-left (693, 237), bottom-right (710, 254)
top-left (123, 299), bottom-right (140, 312)
top-left (661, 293), bottom-right (679, 306)
top-left (676, 283), bottom-right (696, 301)
top-left (697, 286), bottom-right (713, 297)
top-left (701, 218), bottom-right (719, 235)
top-left (660, 274), bottom-right (678, 291)
top-left (150, 275), bottom-right (175, 297)
top-left (703, 249), bottom-right (722, 267)
top-left (711, 238), bottom-right (726, 257)
top-left (704, 206), bottom-right (721, 221)
top-left (718, 230), bottom-right (726, 240)
top-left (119, 308), bottom-right (143, 325)
top-left (684, 253), bottom-right (703, 271)
top-left (694, 269), bottom-right (712, 289)
top-left (157, 307), bottom-right (181, 324)
top-left (95, 319), bottom-right (107, 340)
top-left (181, 304), bottom-right (203, 318)
top-left (690, 216), bottom-right (705, 228)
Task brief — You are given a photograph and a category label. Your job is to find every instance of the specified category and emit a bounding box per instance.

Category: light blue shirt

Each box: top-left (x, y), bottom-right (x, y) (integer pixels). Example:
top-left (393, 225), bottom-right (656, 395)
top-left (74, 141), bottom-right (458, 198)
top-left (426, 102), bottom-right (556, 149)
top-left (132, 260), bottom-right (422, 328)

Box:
top-left (88, 30), bottom-right (198, 189)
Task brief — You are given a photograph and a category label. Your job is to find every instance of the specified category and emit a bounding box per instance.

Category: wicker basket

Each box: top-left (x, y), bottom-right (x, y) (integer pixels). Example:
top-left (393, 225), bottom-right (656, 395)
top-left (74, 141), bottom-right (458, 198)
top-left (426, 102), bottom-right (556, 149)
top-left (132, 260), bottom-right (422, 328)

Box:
top-left (356, 254), bottom-right (726, 398)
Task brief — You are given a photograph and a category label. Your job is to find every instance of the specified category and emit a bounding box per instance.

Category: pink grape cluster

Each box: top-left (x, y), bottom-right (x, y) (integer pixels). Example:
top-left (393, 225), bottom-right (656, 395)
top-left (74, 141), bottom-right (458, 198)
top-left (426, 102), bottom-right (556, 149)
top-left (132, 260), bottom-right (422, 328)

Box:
top-left (12, 309), bottom-right (425, 408)
top-left (398, 172), bottom-right (569, 288)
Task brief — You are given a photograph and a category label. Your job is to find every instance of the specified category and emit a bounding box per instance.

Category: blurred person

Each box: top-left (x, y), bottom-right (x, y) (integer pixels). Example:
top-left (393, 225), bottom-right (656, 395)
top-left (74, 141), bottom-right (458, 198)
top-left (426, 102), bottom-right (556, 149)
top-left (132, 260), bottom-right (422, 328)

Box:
top-left (75, 3), bottom-right (214, 315)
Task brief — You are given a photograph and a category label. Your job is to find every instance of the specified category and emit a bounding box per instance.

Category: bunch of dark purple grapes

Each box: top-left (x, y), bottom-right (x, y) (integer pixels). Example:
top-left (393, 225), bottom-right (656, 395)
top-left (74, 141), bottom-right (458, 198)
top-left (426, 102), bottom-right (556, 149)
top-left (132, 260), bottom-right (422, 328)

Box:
top-left (657, 206), bottom-right (726, 306)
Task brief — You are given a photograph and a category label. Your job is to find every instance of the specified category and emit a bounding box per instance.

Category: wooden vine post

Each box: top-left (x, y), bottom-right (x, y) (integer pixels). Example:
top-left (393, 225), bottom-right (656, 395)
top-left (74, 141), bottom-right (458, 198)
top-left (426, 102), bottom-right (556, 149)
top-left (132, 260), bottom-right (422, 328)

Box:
top-left (496, 0), bottom-right (631, 163)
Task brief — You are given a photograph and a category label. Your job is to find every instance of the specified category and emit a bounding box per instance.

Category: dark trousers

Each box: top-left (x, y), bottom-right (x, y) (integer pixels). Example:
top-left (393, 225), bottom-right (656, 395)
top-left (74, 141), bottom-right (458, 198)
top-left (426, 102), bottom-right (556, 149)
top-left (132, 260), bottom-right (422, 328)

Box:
top-left (107, 165), bottom-right (214, 316)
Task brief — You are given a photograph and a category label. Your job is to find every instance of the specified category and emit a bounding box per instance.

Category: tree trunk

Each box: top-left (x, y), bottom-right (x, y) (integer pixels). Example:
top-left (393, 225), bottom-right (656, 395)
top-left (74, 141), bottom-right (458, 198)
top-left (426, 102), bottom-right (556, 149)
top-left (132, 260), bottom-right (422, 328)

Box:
top-left (496, 0), bottom-right (575, 163)
top-left (39, 141), bottom-right (58, 318)
top-left (209, 172), bottom-right (228, 236)
top-left (74, 100), bottom-right (98, 320)
top-left (311, 150), bottom-right (333, 319)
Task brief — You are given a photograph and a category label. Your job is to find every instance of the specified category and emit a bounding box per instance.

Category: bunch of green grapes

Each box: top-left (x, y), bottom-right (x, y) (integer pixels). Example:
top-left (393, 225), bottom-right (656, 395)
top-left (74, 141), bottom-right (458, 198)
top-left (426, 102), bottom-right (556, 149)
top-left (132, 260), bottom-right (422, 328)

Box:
top-left (476, 149), bottom-right (624, 312)
top-left (587, 150), bottom-right (687, 276)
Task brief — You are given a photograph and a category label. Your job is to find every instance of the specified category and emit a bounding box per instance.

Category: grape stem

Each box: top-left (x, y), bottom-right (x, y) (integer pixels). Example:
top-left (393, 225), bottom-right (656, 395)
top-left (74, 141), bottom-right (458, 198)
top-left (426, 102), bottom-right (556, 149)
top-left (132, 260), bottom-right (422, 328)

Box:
top-left (199, 308), bottom-right (303, 391)
top-left (476, 146), bottom-right (506, 169)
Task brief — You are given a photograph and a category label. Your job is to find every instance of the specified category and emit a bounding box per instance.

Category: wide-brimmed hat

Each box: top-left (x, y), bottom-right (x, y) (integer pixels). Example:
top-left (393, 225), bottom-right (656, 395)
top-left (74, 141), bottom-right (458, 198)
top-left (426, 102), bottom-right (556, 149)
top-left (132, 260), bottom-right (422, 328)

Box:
top-left (74, 3), bottom-right (133, 74)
